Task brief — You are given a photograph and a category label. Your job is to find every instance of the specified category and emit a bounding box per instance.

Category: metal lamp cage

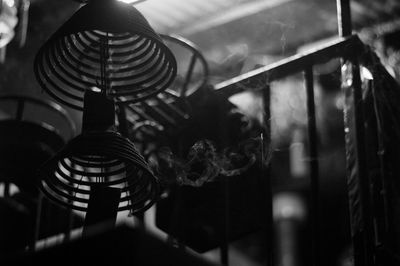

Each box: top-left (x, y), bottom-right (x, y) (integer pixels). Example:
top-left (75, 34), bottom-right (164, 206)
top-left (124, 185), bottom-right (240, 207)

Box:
top-left (34, 0), bottom-right (177, 110)
top-left (38, 131), bottom-right (159, 214)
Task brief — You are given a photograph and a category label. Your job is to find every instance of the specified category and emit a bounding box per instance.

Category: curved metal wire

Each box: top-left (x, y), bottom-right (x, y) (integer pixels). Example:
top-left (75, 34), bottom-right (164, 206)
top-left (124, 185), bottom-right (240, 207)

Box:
top-left (39, 131), bottom-right (159, 213)
top-left (0, 95), bottom-right (75, 194)
top-left (125, 35), bottom-right (209, 145)
top-left (34, 0), bottom-right (177, 110)
top-left (160, 34), bottom-right (209, 99)
top-left (0, 94), bottom-right (77, 139)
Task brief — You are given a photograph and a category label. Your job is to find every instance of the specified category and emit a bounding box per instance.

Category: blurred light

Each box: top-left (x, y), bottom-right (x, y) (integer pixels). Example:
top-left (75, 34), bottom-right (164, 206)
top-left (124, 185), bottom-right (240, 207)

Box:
top-left (4, 0), bottom-right (15, 7)
top-left (273, 193), bottom-right (306, 221)
top-left (117, 0), bottom-right (146, 3)
top-left (0, 0), bottom-right (18, 48)
top-left (361, 66), bottom-right (373, 80)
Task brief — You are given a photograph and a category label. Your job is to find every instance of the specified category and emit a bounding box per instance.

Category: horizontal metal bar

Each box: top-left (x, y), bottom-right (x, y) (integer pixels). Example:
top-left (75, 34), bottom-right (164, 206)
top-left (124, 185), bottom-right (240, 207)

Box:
top-left (215, 34), bottom-right (363, 97)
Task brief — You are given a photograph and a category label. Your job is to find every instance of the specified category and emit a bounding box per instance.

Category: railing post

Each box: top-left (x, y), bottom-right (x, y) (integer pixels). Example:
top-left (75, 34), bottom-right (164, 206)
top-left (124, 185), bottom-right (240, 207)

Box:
top-left (262, 84), bottom-right (274, 266)
top-left (337, 0), bottom-right (375, 266)
top-left (337, 1), bottom-right (375, 266)
top-left (336, 0), bottom-right (352, 37)
top-left (304, 65), bottom-right (320, 266)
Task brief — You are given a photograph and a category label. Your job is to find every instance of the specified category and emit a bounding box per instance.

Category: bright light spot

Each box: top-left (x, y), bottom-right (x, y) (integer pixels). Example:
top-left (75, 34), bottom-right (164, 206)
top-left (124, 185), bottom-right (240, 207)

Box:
top-left (273, 193), bottom-right (306, 221)
top-left (4, 0), bottom-right (15, 8)
top-left (0, 183), bottom-right (20, 196)
top-left (117, 0), bottom-right (144, 3)
top-left (361, 66), bottom-right (373, 81)
top-left (91, 86), bottom-right (102, 93)
top-left (335, 94), bottom-right (344, 110)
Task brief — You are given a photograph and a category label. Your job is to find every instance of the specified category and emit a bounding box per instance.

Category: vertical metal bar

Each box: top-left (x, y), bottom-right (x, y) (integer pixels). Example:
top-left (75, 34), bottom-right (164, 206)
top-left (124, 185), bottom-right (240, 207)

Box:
top-left (0, 46), bottom-right (6, 63)
top-left (117, 105), bottom-right (129, 137)
top-left (220, 236), bottom-right (229, 266)
top-left (337, 0), bottom-right (375, 265)
top-left (18, 0), bottom-right (30, 47)
top-left (371, 81), bottom-right (391, 245)
top-left (181, 53), bottom-right (197, 97)
top-left (304, 66), bottom-right (319, 266)
top-left (3, 182), bottom-right (10, 197)
top-left (64, 162), bottom-right (76, 243)
top-left (30, 192), bottom-right (44, 251)
top-left (336, 0), bottom-right (352, 37)
top-left (220, 176), bottom-right (230, 266)
top-left (350, 58), bottom-right (374, 266)
top-left (64, 210), bottom-right (73, 242)
top-left (16, 99), bottom-right (25, 121)
top-left (262, 84), bottom-right (274, 266)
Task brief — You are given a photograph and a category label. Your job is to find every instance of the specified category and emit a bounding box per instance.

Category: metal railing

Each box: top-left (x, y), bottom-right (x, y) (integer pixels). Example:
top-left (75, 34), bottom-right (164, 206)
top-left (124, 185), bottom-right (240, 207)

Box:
top-left (214, 28), bottom-right (398, 266)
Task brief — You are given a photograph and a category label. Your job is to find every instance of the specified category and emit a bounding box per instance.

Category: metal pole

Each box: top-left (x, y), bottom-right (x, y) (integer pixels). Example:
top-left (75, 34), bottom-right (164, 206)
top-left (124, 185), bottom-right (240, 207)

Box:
top-left (181, 53), bottom-right (198, 97)
top-left (304, 66), bottom-right (319, 266)
top-left (336, 0), bottom-right (352, 37)
top-left (220, 175), bottom-right (230, 266)
top-left (262, 84), bottom-right (274, 266)
top-left (349, 58), bottom-right (375, 266)
top-left (30, 192), bottom-right (44, 251)
top-left (337, 1), bottom-right (375, 266)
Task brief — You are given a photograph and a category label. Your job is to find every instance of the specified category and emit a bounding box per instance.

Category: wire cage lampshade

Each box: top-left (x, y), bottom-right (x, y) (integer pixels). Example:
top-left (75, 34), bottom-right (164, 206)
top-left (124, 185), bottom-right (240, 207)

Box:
top-left (38, 131), bottom-right (159, 213)
top-left (38, 91), bottom-right (159, 214)
top-left (34, 0), bottom-right (177, 110)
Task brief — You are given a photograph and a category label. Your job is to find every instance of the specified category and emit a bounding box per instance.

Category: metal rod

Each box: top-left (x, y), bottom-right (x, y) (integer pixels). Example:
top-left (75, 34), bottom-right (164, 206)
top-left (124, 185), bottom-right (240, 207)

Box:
top-left (18, 0), bottom-right (30, 47)
top-left (155, 96), bottom-right (190, 120)
top-left (64, 210), bottom-right (73, 243)
top-left (163, 88), bottom-right (181, 99)
top-left (31, 192), bottom-right (44, 251)
top-left (350, 57), bottom-right (374, 266)
top-left (117, 105), bottom-right (129, 137)
top-left (220, 176), bottom-right (230, 266)
top-left (181, 53), bottom-right (197, 97)
top-left (16, 99), bottom-right (25, 121)
top-left (127, 104), bottom-right (156, 123)
top-left (336, 0), bottom-right (353, 37)
top-left (371, 80), bottom-right (391, 245)
top-left (0, 46), bottom-right (6, 63)
top-left (337, 1), bottom-right (374, 265)
top-left (140, 102), bottom-right (177, 126)
top-left (220, 243), bottom-right (229, 266)
top-left (262, 85), bottom-right (274, 266)
top-left (215, 35), bottom-right (362, 97)
top-left (3, 182), bottom-right (10, 198)
top-left (64, 162), bottom-right (76, 243)
top-left (304, 66), bottom-right (319, 266)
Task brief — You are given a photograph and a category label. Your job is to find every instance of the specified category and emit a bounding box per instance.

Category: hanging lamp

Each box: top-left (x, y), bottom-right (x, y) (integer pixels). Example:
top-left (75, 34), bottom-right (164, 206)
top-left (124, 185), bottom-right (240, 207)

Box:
top-left (34, 0), bottom-right (177, 110)
top-left (38, 91), bottom-right (159, 216)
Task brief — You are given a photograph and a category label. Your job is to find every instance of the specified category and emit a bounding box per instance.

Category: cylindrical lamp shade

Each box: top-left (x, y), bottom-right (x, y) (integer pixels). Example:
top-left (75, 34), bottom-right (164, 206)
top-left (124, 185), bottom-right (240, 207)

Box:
top-left (39, 131), bottom-right (159, 213)
top-left (34, 0), bottom-right (177, 110)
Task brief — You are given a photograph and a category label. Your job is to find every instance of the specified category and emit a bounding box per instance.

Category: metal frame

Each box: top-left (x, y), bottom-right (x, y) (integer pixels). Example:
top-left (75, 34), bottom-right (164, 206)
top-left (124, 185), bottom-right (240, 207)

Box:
top-left (212, 1), bottom-right (385, 263)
